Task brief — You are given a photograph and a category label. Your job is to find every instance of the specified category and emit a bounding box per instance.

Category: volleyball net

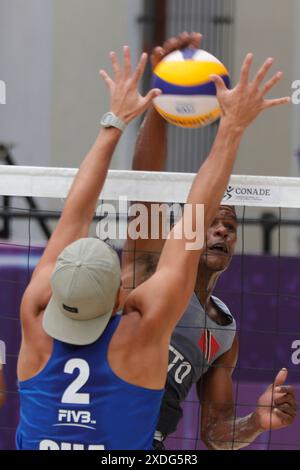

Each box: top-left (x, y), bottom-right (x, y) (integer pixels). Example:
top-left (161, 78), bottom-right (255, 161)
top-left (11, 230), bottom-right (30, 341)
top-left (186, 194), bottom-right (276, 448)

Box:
top-left (0, 163), bottom-right (300, 450)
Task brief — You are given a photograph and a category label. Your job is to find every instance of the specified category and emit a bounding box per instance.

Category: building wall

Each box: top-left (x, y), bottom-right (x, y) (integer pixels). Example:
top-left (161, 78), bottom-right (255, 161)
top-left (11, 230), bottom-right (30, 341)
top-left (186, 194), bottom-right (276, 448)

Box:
top-left (0, 0), bottom-right (53, 167)
top-left (232, 0), bottom-right (297, 255)
top-left (50, 0), bottom-right (143, 171)
top-left (0, 0), bottom-right (143, 172)
top-left (232, 0), bottom-right (294, 178)
top-left (0, 0), bottom-right (143, 245)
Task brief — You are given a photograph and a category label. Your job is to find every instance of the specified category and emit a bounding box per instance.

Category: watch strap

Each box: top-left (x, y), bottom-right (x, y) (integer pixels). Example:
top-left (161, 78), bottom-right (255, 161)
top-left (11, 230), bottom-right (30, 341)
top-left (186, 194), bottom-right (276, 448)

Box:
top-left (100, 112), bottom-right (127, 132)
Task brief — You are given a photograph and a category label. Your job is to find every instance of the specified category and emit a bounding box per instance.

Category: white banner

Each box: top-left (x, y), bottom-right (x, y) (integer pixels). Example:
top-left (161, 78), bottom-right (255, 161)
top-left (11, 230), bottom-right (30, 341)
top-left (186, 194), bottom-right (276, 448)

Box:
top-left (0, 167), bottom-right (300, 208)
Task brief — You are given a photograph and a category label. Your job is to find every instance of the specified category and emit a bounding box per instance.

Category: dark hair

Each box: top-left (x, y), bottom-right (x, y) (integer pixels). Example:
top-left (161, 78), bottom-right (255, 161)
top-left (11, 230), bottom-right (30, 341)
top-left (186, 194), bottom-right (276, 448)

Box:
top-left (219, 205), bottom-right (237, 221)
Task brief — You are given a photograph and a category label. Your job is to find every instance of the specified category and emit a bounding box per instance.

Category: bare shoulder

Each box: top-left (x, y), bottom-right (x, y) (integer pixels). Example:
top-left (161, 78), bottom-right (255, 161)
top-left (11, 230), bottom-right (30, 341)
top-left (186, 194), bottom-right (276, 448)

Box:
top-left (18, 301), bottom-right (53, 381)
top-left (20, 264), bottom-right (53, 333)
top-left (18, 264), bottom-right (55, 380)
top-left (109, 311), bottom-right (159, 354)
top-left (108, 312), bottom-right (169, 389)
top-left (20, 285), bottom-right (52, 348)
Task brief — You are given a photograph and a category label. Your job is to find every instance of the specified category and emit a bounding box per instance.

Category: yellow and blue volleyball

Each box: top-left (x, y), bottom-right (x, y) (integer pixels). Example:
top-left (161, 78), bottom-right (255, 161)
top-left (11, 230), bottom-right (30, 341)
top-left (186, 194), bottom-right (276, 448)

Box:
top-left (152, 48), bottom-right (230, 128)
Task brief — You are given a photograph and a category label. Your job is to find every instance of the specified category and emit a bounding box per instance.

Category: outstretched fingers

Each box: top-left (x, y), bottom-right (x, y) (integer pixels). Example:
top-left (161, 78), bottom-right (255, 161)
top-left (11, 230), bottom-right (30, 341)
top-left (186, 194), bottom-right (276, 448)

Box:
top-left (99, 69), bottom-right (114, 91)
top-left (239, 53), bottom-right (254, 88)
top-left (132, 52), bottom-right (148, 85)
top-left (142, 88), bottom-right (162, 110)
top-left (252, 57), bottom-right (274, 89)
top-left (210, 74), bottom-right (227, 94)
top-left (262, 71), bottom-right (283, 95)
top-left (263, 96), bottom-right (291, 109)
top-left (123, 45), bottom-right (132, 80)
top-left (110, 51), bottom-right (122, 81)
top-left (108, 49), bottom-right (149, 86)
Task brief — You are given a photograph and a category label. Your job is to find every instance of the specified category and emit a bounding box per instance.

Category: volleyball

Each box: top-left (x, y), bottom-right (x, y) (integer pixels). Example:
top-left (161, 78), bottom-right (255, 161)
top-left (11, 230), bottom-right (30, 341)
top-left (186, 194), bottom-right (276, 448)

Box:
top-left (152, 48), bottom-right (230, 128)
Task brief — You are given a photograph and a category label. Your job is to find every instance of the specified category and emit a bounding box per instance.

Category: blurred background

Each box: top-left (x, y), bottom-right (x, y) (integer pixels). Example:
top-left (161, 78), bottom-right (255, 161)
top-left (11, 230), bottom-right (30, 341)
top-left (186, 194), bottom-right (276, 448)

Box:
top-left (0, 0), bottom-right (300, 451)
top-left (0, 0), bottom-right (298, 174)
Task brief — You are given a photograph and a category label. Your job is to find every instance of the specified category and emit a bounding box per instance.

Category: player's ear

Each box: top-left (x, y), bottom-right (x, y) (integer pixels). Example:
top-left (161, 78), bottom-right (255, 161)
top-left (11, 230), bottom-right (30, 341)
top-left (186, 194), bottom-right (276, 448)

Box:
top-left (113, 285), bottom-right (122, 313)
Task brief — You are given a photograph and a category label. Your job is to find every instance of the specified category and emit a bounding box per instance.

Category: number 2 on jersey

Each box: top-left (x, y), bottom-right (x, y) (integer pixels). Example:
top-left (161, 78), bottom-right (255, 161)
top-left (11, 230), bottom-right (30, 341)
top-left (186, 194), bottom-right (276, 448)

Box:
top-left (61, 358), bottom-right (90, 405)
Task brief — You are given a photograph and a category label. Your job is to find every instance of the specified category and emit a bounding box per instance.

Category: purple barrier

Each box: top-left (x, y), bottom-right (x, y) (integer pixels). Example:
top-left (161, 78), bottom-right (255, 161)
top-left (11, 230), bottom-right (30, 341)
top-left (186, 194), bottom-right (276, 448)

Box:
top-left (0, 244), bottom-right (44, 450)
top-left (166, 255), bottom-right (300, 450)
top-left (166, 382), bottom-right (300, 450)
top-left (0, 244), bottom-right (299, 450)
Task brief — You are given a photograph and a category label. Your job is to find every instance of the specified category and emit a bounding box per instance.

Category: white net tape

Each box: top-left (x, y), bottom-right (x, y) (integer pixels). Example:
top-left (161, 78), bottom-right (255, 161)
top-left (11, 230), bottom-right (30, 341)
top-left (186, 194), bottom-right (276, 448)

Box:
top-left (0, 165), bottom-right (300, 208)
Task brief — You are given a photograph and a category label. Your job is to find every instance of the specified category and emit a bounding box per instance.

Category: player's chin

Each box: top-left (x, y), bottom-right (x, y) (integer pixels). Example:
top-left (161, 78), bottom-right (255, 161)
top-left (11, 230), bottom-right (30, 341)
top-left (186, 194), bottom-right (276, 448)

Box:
top-left (202, 251), bottom-right (231, 272)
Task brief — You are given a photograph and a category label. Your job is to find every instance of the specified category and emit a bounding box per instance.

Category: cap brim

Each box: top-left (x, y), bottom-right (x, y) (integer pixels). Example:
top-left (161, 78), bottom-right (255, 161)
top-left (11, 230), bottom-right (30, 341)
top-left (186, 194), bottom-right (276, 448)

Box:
top-left (43, 296), bottom-right (113, 346)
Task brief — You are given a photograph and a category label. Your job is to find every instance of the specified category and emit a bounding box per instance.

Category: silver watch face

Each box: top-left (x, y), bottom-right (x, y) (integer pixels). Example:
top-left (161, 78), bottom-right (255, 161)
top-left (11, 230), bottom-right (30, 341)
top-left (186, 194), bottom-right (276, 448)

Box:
top-left (101, 112), bottom-right (113, 127)
top-left (101, 112), bottom-right (125, 131)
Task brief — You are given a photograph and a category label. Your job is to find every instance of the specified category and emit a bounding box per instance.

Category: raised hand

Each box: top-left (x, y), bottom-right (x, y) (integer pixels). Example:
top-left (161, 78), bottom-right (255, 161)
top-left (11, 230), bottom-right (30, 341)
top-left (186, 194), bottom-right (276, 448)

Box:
top-left (100, 46), bottom-right (161, 124)
top-left (151, 31), bottom-right (203, 70)
top-left (211, 53), bottom-right (291, 132)
top-left (254, 368), bottom-right (297, 431)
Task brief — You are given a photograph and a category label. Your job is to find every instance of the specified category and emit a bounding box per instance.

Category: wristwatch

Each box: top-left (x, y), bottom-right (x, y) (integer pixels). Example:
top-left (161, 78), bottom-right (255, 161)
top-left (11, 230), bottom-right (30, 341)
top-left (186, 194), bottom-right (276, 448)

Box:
top-left (100, 112), bottom-right (127, 132)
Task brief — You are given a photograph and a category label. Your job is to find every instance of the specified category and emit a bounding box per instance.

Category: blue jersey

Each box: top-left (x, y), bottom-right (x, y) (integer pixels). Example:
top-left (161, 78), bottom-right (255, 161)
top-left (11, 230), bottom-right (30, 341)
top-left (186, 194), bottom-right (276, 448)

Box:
top-left (16, 315), bottom-right (163, 450)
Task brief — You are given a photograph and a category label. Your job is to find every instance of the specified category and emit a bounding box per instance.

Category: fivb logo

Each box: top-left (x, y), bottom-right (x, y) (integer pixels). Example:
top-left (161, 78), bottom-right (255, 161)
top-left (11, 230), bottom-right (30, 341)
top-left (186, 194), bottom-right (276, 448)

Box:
top-left (0, 80), bottom-right (6, 104)
top-left (0, 340), bottom-right (6, 365)
top-left (56, 409), bottom-right (96, 429)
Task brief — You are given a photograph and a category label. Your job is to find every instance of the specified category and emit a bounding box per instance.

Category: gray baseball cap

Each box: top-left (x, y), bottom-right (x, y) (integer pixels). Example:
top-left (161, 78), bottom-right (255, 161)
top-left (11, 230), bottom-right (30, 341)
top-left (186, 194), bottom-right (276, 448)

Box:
top-left (43, 238), bottom-right (121, 345)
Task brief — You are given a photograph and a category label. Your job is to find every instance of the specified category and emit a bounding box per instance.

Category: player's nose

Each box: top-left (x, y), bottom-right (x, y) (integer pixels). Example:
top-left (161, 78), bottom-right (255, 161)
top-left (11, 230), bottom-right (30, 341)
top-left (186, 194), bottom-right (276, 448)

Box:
top-left (214, 223), bottom-right (228, 238)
